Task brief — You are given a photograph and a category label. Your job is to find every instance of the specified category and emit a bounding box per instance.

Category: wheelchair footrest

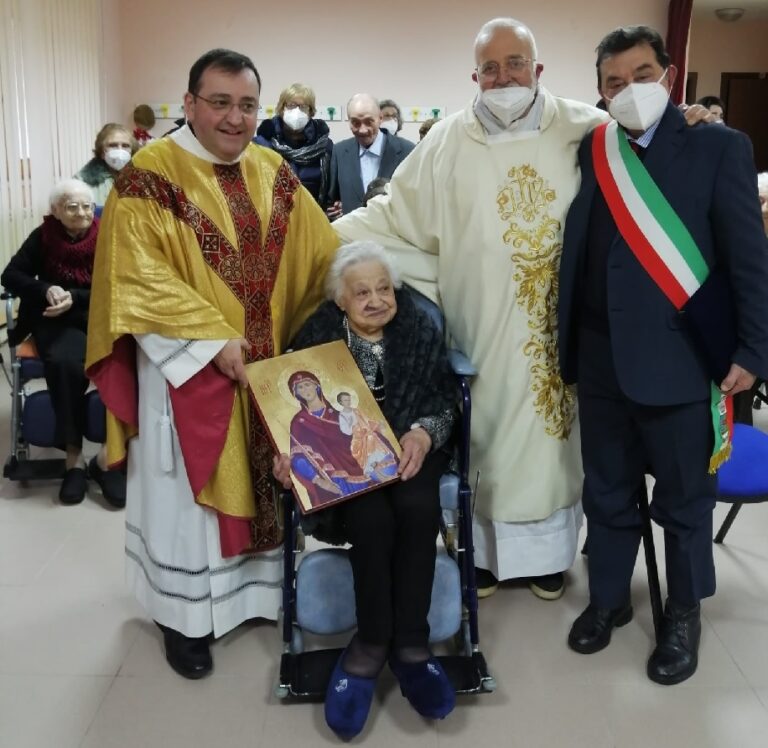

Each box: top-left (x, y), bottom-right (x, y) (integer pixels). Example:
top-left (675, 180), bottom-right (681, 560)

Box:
top-left (278, 648), bottom-right (343, 701)
top-left (4, 456), bottom-right (66, 481)
top-left (276, 648), bottom-right (495, 700)
top-left (438, 651), bottom-right (494, 694)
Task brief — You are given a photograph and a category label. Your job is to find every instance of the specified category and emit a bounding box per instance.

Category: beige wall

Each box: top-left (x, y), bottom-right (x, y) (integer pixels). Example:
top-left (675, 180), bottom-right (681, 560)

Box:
top-left (113, 0), bottom-right (666, 142)
top-left (689, 17), bottom-right (768, 101)
top-left (100, 0), bottom-right (123, 125)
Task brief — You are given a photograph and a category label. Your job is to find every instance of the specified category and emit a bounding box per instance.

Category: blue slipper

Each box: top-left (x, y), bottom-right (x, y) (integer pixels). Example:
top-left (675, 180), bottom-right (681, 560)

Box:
top-left (389, 656), bottom-right (455, 719)
top-left (324, 651), bottom-right (378, 739)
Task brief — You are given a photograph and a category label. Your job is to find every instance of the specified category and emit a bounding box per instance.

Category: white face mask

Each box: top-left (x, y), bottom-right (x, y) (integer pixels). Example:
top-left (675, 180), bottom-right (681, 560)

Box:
top-left (282, 107), bottom-right (309, 131)
top-left (606, 70), bottom-right (670, 132)
top-left (104, 148), bottom-right (131, 171)
top-left (381, 119), bottom-right (398, 135)
top-left (480, 84), bottom-right (537, 126)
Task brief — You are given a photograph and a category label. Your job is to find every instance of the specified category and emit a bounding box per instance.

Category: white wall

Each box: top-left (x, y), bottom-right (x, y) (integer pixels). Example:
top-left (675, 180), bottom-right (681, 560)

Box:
top-left (114, 0), bottom-right (667, 142)
top-left (689, 17), bottom-right (768, 100)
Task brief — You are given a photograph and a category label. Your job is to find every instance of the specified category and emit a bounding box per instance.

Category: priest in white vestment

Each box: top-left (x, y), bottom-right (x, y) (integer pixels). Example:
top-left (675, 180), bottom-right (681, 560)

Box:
top-left (333, 18), bottom-right (608, 599)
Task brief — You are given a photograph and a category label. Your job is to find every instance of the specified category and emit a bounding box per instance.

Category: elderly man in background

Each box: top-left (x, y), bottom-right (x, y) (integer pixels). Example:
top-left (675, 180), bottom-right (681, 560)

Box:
top-left (86, 48), bottom-right (338, 679)
top-left (334, 17), bottom-right (605, 601)
top-left (326, 93), bottom-right (414, 218)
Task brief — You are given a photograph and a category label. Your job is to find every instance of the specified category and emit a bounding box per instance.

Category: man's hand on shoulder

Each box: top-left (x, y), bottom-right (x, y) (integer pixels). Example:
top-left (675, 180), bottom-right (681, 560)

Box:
top-left (679, 103), bottom-right (717, 126)
top-left (213, 338), bottom-right (251, 387)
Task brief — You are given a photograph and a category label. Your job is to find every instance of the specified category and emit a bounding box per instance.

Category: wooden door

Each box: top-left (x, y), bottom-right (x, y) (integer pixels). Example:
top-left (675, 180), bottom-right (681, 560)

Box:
top-left (721, 73), bottom-right (768, 172)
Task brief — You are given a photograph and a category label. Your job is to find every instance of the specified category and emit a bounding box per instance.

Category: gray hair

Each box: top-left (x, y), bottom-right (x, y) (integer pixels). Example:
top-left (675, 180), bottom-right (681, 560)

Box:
top-left (474, 17), bottom-right (538, 61)
top-left (49, 178), bottom-right (94, 210)
top-left (758, 172), bottom-right (768, 198)
top-left (326, 241), bottom-right (402, 303)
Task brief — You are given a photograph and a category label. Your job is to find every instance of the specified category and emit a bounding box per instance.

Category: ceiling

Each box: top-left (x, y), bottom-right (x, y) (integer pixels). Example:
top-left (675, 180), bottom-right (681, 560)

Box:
top-left (693, 0), bottom-right (768, 21)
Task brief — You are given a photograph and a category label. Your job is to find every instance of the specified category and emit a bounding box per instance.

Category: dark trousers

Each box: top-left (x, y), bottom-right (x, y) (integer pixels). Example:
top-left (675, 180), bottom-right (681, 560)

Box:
top-left (339, 451), bottom-right (448, 649)
top-left (32, 314), bottom-right (89, 450)
top-left (577, 327), bottom-right (717, 609)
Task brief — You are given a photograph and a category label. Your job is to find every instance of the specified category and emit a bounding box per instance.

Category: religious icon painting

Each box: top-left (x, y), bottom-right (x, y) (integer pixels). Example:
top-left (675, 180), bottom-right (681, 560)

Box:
top-left (246, 341), bottom-right (402, 514)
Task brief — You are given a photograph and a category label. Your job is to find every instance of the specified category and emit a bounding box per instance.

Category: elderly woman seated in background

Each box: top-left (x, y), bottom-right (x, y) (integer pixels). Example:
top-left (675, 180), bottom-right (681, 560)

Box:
top-left (273, 241), bottom-right (457, 739)
top-left (1, 179), bottom-right (126, 507)
top-left (255, 83), bottom-right (333, 206)
top-left (75, 122), bottom-right (136, 206)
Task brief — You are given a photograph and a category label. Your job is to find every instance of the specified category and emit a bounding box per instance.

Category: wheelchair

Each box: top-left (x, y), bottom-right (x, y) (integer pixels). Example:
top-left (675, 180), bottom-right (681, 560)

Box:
top-left (274, 288), bottom-right (496, 701)
top-left (2, 292), bottom-right (105, 482)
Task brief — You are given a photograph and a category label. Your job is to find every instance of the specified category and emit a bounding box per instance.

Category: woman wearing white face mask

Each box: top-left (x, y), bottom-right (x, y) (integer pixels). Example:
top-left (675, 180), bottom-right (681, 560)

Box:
top-left (75, 123), bottom-right (136, 207)
top-left (255, 83), bottom-right (333, 206)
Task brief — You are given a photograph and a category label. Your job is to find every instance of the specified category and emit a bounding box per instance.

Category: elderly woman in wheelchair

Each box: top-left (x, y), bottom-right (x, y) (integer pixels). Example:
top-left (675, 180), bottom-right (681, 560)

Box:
top-left (273, 241), bottom-right (458, 738)
top-left (1, 178), bottom-right (125, 506)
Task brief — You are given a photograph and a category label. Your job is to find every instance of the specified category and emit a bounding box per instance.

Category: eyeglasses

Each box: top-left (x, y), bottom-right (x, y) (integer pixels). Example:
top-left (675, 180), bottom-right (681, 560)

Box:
top-left (476, 57), bottom-right (534, 81)
top-left (63, 202), bottom-right (95, 215)
top-left (192, 93), bottom-right (258, 116)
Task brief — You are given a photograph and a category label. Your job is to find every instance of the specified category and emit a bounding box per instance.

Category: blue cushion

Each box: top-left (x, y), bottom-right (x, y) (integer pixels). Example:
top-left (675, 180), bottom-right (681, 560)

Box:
top-left (427, 553), bottom-right (462, 642)
top-left (84, 390), bottom-right (106, 444)
top-left (439, 473), bottom-right (459, 511)
top-left (296, 549), bottom-right (357, 634)
top-left (296, 549), bottom-right (461, 642)
top-left (21, 390), bottom-right (58, 447)
top-left (19, 357), bottom-right (45, 381)
top-left (717, 424), bottom-right (768, 500)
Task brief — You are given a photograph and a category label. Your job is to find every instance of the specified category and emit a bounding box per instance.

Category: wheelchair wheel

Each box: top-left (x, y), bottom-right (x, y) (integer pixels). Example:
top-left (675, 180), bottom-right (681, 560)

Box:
top-left (481, 675), bottom-right (497, 692)
top-left (274, 684), bottom-right (290, 699)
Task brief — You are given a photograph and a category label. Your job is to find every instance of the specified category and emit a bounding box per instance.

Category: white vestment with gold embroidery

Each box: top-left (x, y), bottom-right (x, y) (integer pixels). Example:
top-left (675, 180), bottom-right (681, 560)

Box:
top-left (334, 88), bottom-right (608, 578)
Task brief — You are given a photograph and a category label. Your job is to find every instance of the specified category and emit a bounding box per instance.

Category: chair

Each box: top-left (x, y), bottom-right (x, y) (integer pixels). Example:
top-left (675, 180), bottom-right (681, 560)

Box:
top-left (275, 288), bottom-right (496, 700)
top-left (2, 292), bottom-right (105, 481)
top-left (714, 423), bottom-right (768, 544)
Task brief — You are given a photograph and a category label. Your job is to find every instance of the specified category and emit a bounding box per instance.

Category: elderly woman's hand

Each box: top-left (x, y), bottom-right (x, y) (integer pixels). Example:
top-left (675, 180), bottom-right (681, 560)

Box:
top-left (272, 454), bottom-right (293, 489)
top-left (43, 290), bottom-right (73, 317)
top-left (398, 427), bottom-right (432, 481)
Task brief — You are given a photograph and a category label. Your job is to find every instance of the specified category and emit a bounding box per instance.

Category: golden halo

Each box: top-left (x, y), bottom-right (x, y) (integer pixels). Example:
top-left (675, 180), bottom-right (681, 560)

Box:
top-left (329, 386), bottom-right (359, 411)
top-left (277, 366), bottom-right (332, 407)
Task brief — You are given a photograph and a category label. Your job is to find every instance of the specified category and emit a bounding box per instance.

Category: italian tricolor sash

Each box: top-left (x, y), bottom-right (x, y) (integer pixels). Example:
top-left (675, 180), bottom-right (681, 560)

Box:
top-left (592, 120), bottom-right (733, 472)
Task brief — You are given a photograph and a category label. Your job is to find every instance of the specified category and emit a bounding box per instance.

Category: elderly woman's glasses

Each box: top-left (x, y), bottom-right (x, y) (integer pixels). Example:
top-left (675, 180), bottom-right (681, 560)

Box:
top-left (476, 57), bottom-right (534, 82)
top-left (192, 93), bottom-right (258, 116)
top-left (63, 202), bottom-right (95, 215)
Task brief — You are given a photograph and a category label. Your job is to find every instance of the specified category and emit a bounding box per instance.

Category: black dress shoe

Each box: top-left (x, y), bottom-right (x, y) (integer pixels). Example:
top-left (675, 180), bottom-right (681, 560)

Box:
top-left (568, 602), bottom-right (633, 654)
top-left (88, 457), bottom-right (127, 509)
top-left (475, 568), bottom-right (499, 599)
top-left (647, 600), bottom-right (701, 685)
top-left (155, 622), bottom-right (213, 679)
top-left (59, 468), bottom-right (87, 505)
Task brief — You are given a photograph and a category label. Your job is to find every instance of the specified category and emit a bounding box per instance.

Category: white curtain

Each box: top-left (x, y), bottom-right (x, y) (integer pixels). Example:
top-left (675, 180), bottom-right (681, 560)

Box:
top-left (0, 0), bottom-right (103, 268)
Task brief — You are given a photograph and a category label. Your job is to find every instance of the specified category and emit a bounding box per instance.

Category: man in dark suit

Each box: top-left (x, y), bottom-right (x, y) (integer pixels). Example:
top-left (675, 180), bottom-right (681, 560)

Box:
top-left (326, 94), bottom-right (414, 218)
top-left (558, 26), bottom-right (768, 685)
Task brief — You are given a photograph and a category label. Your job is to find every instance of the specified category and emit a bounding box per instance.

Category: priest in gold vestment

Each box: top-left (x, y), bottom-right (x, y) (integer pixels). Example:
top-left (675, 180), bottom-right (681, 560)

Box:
top-left (86, 50), bottom-right (338, 678)
top-left (334, 19), bottom-right (608, 600)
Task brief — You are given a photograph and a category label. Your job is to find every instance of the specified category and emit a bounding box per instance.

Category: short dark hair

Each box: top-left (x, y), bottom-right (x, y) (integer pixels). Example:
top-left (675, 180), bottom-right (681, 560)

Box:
top-left (337, 392), bottom-right (351, 404)
top-left (595, 26), bottom-right (670, 87)
top-left (187, 49), bottom-right (261, 95)
top-left (697, 95), bottom-right (724, 110)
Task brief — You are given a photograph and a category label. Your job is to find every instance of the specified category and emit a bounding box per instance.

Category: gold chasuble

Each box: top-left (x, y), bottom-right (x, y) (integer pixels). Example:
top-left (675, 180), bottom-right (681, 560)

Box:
top-left (86, 135), bottom-right (338, 554)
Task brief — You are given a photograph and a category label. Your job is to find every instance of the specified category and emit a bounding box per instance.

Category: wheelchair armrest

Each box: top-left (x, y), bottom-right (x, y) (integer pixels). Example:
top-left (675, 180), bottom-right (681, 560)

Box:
top-left (1, 291), bottom-right (14, 300)
top-left (448, 349), bottom-right (477, 377)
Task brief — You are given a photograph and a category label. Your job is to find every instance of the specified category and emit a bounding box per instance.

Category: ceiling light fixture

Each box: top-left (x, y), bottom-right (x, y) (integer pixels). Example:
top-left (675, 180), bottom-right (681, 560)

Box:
top-left (714, 7), bottom-right (745, 22)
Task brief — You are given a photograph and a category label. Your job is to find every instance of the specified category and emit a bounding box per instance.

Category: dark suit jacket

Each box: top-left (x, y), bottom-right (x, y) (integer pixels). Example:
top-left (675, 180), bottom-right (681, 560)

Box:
top-left (328, 131), bottom-right (415, 214)
top-left (558, 103), bottom-right (768, 406)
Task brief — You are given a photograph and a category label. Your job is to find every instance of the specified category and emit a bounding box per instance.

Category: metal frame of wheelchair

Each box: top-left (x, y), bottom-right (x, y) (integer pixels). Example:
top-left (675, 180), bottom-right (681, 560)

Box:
top-left (274, 338), bottom-right (496, 701)
top-left (1, 292), bottom-right (105, 482)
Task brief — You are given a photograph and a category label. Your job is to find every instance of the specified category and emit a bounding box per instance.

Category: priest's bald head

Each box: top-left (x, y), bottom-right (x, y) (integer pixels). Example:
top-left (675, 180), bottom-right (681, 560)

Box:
top-left (472, 18), bottom-right (544, 93)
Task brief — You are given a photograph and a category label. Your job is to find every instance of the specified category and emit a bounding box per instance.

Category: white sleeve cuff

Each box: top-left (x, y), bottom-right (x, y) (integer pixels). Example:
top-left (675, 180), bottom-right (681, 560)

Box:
top-left (133, 334), bottom-right (227, 388)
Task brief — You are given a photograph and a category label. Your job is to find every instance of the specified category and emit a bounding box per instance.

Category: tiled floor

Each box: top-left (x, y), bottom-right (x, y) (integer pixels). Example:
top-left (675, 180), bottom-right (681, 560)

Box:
top-left (2, 365), bottom-right (768, 747)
